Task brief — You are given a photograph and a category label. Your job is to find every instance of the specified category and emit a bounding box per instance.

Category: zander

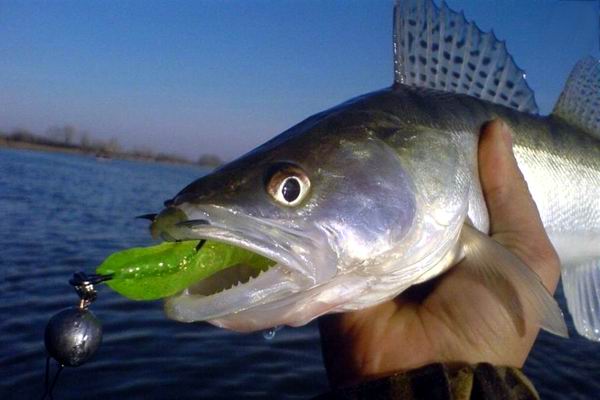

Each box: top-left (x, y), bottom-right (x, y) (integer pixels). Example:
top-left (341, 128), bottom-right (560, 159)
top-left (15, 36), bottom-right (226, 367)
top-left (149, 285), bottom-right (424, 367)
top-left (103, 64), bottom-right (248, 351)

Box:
top-left (149, 0), bottom-right (600, 340)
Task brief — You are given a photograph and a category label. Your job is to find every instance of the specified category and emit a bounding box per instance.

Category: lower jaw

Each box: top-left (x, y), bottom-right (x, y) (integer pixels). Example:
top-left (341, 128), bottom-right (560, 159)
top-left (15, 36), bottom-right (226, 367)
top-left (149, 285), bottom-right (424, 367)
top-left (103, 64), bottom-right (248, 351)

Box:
top-left (163, 264), bottom-right (302, 323)
top-left (204, 273), bottom-right (375, 332)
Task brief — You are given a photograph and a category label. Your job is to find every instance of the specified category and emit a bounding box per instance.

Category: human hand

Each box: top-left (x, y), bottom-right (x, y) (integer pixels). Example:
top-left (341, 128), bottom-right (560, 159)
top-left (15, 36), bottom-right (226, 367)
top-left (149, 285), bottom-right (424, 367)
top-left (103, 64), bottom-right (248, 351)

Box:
top-left (318, 119), bottom-right (561, 388)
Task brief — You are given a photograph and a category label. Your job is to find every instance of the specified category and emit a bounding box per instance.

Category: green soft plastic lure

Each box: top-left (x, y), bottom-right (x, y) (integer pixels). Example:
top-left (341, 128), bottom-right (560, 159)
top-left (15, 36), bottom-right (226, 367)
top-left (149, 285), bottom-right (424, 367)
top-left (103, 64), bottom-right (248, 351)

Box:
top-left (96, 240), bottom-right (274, 300)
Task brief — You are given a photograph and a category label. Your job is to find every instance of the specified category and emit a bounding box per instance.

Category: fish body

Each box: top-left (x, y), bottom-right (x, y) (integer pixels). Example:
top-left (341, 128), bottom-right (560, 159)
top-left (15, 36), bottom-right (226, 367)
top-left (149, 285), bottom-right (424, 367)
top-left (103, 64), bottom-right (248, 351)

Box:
top-left (151, 0), bottom-right (600, 340)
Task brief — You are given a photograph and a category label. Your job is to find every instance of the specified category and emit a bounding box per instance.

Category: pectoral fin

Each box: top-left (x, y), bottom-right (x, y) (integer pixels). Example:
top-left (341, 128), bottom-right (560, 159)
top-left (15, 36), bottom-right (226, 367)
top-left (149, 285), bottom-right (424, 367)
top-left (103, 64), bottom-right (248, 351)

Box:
top-left (459, 224), bottom-right (568, 338)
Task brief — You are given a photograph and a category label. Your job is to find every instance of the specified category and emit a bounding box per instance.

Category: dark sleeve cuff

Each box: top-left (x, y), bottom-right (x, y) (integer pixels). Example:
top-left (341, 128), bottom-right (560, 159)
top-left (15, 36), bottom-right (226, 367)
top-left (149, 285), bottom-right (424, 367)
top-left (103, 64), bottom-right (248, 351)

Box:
top-left (314, 363), bottom-right (539, 400)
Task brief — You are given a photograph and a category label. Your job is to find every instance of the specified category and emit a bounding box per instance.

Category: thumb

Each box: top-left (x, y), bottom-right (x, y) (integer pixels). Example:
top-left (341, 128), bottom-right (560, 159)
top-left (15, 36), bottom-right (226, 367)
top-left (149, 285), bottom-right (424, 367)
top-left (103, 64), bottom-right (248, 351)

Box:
top-left (478, 119), bottom-right (560, 293)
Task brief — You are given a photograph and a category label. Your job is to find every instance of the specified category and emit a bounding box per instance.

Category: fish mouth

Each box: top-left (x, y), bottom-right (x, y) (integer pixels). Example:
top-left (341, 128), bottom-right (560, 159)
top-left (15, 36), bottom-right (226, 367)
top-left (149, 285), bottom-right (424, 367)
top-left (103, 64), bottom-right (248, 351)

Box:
top-left (151, 205), bottom-right (328, 323)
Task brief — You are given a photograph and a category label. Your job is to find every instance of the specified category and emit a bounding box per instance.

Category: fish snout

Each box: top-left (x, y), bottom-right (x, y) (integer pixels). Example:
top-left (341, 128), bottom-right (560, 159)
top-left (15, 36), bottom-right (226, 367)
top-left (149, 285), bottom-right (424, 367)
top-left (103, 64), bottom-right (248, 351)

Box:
top-left (163, 198), bottom-right (175, 207)
top-left (150, 207), bottom-right (197, 241)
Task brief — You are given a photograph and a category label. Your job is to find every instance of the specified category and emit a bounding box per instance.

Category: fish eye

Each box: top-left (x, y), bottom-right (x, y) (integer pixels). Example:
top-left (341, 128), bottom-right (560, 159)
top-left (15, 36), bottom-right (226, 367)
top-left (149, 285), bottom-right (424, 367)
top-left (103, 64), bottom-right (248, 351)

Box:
top-left (266, 164), bottom-right (310, 207)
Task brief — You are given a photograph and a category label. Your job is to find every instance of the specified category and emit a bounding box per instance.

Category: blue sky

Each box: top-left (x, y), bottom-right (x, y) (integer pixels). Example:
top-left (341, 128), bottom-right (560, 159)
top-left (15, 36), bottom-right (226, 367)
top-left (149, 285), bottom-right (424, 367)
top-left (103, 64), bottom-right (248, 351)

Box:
top-left (1, 0), bottom-right (598, 160)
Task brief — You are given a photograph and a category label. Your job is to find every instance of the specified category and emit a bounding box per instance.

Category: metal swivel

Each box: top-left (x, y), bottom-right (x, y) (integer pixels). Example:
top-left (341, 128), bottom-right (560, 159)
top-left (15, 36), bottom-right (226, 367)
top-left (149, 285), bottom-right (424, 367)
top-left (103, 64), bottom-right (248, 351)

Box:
top-left (44, 272), bottom-right (111, 367)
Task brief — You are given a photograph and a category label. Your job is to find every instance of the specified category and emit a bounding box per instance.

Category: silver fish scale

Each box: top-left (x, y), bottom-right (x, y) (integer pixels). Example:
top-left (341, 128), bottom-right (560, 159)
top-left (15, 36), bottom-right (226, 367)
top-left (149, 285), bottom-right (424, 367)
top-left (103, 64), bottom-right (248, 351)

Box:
top-left (374, 85), bottom-right (600, 261)
top-left (459, 91), bottom-right (600, 264)
top-left (515, 142), bottom-right (600, 235)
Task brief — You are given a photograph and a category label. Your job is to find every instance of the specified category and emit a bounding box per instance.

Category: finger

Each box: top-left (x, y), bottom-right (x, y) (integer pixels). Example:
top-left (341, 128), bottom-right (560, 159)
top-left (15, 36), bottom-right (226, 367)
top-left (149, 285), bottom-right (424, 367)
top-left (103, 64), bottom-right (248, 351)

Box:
top-left (478, 119), bottom-right (540, 236)
top-left (478, 119), bottom-right (560, 292)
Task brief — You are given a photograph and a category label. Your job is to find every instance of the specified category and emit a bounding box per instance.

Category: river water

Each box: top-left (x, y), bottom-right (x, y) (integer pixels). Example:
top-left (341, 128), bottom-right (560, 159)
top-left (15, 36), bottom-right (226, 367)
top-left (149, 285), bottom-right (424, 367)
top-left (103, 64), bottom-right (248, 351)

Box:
top-left (1, 148), bottom-right (598, 399)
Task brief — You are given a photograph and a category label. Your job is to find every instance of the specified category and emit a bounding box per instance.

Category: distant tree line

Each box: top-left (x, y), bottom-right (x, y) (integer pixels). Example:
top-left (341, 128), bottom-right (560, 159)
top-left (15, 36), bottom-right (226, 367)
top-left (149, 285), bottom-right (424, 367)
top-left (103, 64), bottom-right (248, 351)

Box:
top-left (0, 125), bottom-right (223, 167)
top-left (197, 154), bottom-right (223, 167)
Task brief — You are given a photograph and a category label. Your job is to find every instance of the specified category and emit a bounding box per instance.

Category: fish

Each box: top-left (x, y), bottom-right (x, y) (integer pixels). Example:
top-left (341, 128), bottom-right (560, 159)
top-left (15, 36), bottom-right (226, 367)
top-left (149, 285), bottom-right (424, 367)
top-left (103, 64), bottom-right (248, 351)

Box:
top-left (150, 0), bottom-right (600, 341)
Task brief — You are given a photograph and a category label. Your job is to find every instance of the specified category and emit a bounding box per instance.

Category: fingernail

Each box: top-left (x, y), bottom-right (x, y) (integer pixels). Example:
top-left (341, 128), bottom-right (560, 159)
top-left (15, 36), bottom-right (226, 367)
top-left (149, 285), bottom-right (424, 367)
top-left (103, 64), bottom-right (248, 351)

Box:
top-left (498, 120), bottom-right (513, 152)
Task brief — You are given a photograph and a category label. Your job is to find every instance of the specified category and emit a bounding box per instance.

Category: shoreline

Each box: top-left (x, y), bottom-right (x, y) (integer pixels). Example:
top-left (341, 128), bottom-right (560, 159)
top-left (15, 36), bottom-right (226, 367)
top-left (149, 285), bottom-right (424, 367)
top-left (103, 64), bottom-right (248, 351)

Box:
top-left (0, 137), bottom-right (217, 168)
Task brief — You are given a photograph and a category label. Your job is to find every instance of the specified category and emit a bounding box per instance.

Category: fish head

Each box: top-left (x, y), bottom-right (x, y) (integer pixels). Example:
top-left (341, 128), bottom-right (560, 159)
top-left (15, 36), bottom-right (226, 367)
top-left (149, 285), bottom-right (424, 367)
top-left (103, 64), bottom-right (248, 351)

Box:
top-left (149, 99), bottom-right (455, 331)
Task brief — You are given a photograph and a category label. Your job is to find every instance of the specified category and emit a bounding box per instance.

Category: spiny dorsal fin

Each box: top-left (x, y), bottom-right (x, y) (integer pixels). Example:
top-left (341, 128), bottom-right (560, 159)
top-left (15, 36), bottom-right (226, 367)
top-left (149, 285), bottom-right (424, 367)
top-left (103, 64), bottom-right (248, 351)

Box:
top-left (393, 0), bottom-right (538, 114)
top-left (552, 57), bottom-right (600, 138)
